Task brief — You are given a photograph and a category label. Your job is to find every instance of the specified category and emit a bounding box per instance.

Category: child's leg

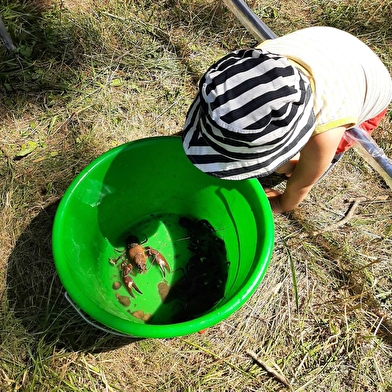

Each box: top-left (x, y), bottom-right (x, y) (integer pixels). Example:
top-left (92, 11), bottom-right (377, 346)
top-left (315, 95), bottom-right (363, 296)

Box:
top-left (335, 108), bottom-right (388, 154)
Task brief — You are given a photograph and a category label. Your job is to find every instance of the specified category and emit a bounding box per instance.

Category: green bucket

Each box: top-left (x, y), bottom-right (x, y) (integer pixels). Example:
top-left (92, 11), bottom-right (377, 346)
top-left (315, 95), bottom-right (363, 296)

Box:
top-left (52, 136), bottom-right (274, 338)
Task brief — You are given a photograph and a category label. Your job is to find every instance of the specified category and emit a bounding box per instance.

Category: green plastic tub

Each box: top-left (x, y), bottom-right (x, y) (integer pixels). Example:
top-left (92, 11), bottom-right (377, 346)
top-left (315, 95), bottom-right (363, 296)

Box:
top-left (52, 136), bottom-right (274, 338)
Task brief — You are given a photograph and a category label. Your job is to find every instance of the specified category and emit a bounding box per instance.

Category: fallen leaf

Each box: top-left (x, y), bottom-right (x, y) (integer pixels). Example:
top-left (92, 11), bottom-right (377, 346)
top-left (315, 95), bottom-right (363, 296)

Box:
top-left (14, 141), bottom-right (39, 158)
top-left (110, 78), bottom-right (122, 87)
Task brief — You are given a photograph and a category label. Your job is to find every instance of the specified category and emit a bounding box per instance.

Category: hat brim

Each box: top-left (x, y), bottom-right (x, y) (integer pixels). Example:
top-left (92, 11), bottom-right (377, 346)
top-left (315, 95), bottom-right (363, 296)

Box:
top-left (182, 95), bottom-right (315, 181)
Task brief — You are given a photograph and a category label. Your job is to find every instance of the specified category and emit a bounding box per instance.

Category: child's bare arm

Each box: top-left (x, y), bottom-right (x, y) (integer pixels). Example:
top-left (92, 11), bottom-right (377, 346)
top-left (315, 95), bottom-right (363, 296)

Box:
top-left (267, 126), bottom-right (347, 212)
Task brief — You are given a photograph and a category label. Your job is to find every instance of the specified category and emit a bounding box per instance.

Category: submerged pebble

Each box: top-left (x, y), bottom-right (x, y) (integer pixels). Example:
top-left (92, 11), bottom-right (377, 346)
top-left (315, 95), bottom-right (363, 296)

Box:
top-left (116, 293), bottom-right (131, 307)
top-left (112, 281), bottom-right (121, 290)
top-left (132, 310), bottom-right (144, 319)
top-left (158, 281), bottom-right (170, 302)
top-left (132, 310), bottom-right (152, 322)
top-left (143, 313), bottom-right (152, 322)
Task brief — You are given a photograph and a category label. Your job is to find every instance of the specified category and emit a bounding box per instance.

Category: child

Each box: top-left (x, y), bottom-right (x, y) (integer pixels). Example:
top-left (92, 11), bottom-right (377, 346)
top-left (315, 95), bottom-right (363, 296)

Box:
top-left (181, 26), bottom-right (392, 212)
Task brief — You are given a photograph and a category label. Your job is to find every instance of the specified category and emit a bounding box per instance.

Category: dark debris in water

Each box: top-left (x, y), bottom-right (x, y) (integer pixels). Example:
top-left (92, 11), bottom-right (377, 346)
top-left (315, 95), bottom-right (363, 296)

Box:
top-left (165, 217), bottom-right (230, 323)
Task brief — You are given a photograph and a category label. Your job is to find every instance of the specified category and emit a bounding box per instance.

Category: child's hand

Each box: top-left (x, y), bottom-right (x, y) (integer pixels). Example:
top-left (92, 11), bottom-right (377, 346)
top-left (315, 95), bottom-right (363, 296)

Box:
top-left (263, 188), bottom-right (284, 213)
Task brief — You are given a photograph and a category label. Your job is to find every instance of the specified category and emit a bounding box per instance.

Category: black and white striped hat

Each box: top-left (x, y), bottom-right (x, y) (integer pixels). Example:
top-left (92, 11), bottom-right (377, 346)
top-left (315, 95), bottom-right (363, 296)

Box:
top-left (182, 49), bottom-right (316, 180)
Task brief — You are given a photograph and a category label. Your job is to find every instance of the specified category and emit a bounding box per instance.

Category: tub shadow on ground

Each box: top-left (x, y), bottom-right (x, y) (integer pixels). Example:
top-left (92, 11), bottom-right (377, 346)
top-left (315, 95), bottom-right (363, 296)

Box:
top-left (6, 201), bottom-right (140, 353)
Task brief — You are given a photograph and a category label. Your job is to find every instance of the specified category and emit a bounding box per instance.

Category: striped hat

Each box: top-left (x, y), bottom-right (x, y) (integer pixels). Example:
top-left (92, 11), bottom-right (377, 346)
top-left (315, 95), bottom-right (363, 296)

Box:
top-left (182, 49), bottom-right (316, 180)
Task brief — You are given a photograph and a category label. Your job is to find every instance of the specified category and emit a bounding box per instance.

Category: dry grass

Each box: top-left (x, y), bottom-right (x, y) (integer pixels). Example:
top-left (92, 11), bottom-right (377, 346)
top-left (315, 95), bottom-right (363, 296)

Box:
top-left (1, 0), bottom-right (391, 391)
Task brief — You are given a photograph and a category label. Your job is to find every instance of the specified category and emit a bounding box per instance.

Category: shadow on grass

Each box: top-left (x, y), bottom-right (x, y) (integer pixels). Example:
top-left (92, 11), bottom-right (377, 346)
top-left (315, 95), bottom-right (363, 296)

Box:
top-left (0, 0), bottom-right (107, 111)
top-left (0, 0), bottom-right (247, 109)
top-left (5, 201), bottom-right (141, 353)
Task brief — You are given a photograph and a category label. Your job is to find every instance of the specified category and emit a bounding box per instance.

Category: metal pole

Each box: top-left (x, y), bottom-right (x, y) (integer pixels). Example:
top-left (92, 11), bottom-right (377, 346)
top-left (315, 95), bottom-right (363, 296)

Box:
top-left (223, 0), bottom-right (392, 188)
top-left (344, 127), bottom-right (392, 188)
top-left (223, 0), bottom-right (276, 41)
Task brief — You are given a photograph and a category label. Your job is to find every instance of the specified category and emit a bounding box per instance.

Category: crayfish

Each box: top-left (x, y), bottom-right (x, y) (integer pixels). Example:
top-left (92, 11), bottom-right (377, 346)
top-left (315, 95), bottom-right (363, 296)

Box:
top-left (112, 235), bottom-right (170, 297)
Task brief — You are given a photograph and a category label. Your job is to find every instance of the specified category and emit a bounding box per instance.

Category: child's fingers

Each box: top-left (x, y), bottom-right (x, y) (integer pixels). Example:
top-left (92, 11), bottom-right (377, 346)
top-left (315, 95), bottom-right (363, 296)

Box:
top-left (263, 188), bottom-right (284, 213)
top-left (263, 187), bottom-right (282, 197)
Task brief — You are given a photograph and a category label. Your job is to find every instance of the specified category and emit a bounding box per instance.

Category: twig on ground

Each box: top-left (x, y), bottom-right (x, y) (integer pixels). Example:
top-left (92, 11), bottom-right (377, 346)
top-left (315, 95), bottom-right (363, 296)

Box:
top-left (302, 195), bottom-right (389, 237)
top-left (311, 196), bottom-right (366, 236)
top-left (50, 105), bottom-right (94, 137)
top-left (346, 195), bottom-right (389, 203)
top-left (246, 350), bottom-right (293, 391)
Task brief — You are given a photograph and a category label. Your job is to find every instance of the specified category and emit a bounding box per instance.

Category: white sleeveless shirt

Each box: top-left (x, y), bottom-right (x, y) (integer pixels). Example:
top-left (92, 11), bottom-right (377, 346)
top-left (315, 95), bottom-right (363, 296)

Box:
top-left (258, 26), bottom-right (392, 135)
